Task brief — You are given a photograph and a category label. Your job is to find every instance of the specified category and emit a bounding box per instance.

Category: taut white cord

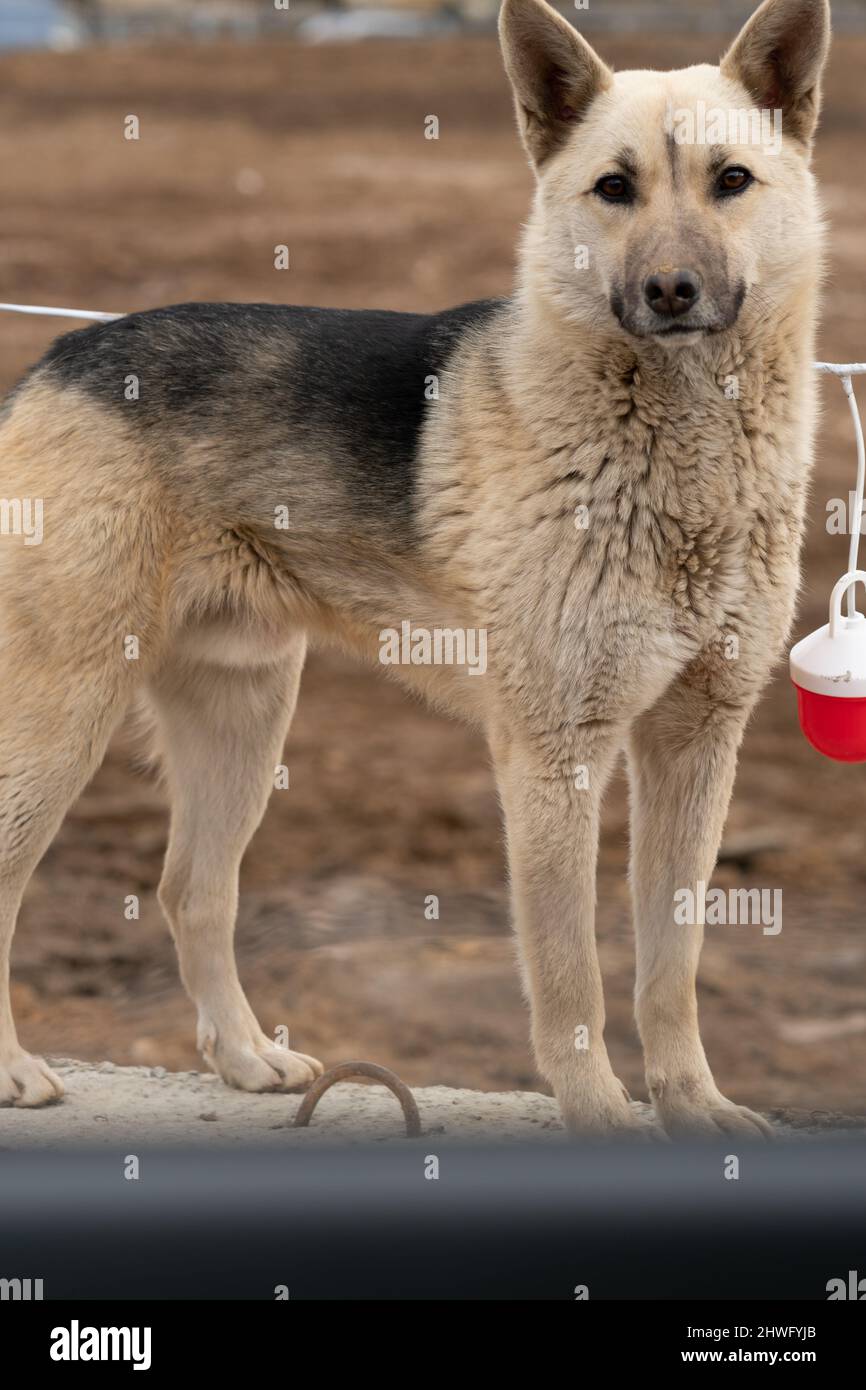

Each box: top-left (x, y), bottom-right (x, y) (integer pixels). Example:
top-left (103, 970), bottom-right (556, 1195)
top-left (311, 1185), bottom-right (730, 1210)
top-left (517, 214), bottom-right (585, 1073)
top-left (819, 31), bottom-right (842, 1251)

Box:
top-left (839, 374), bottom-right (866, 616)
top-left (0, 302), bottom-right (122, 322)
top-left (814, 364), bottom-right (866, 617)
top-left (815, 362), bottom-right (866, 376)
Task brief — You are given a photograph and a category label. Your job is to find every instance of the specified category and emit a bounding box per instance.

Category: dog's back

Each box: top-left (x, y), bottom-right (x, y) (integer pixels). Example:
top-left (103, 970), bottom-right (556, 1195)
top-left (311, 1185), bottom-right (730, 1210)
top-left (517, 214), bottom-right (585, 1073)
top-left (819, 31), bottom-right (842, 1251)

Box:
top-left (34, 298), bottom-right (504, 517)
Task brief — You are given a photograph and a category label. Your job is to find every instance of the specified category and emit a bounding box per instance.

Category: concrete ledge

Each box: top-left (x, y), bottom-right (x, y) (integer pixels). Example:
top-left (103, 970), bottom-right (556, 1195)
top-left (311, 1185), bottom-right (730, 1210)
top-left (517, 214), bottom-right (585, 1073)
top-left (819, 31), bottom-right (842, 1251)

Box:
top-left (1, 1061), bottom-right (864, 1146)
top-left (0, 1060), bottom-right (569, 1147)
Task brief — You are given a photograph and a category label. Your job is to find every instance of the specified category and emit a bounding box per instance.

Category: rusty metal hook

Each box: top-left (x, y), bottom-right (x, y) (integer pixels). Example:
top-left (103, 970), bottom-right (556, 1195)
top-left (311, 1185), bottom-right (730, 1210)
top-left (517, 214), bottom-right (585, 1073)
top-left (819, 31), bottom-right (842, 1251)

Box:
top-left (293, 1060), bottom-right (422, 1137)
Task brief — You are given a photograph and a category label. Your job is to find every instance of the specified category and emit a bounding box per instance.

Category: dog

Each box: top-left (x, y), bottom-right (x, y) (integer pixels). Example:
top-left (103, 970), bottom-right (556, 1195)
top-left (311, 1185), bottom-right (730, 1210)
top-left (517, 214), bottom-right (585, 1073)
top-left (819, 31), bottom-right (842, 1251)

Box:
top-left (0, 0), bottom-right (830, 1136)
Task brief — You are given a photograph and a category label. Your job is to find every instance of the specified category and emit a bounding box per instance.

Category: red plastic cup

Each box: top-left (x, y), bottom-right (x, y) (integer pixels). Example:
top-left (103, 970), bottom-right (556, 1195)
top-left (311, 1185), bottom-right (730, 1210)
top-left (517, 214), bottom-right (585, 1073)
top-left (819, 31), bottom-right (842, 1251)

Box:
top-left (794, 686), bottom-right (866, 761)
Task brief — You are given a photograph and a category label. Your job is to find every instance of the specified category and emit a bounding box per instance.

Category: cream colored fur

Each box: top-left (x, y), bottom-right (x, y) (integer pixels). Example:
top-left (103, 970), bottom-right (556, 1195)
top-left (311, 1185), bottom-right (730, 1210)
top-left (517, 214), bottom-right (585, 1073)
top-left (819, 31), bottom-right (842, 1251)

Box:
top-left (0, 0), bottom-right (830, 1136)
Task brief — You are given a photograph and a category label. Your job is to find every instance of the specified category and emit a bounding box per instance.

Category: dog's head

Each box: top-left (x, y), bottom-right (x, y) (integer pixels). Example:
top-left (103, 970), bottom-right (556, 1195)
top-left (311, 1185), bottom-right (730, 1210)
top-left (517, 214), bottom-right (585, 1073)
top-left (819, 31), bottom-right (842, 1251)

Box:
top-left (500, 0), bottom-right (830, 348)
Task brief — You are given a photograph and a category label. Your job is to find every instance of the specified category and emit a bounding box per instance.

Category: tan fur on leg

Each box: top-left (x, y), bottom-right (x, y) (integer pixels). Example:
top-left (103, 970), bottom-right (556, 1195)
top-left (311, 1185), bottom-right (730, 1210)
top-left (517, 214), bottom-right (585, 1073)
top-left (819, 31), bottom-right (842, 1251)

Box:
top-left (494, 722), bottom-right (649, 1136)
top-left (629, 658), bottom-right (780, 1139)
top-left (150, 642), bottom-right (323, 1092)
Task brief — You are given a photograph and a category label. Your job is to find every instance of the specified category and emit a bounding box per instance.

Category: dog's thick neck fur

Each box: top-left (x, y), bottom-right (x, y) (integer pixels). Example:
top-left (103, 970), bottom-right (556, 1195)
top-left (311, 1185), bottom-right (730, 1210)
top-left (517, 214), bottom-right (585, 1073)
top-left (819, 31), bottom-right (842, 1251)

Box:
top-left (490, 288), bottom-right (820, 589)
top-left (424, 245), bottom-right (819, 643)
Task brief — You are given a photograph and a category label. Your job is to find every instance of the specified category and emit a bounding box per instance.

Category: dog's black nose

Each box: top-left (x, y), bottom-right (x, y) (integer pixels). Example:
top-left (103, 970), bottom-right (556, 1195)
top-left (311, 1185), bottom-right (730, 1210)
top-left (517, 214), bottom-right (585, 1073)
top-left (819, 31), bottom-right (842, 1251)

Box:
top-left (643, 269), bottom-right (702, 319)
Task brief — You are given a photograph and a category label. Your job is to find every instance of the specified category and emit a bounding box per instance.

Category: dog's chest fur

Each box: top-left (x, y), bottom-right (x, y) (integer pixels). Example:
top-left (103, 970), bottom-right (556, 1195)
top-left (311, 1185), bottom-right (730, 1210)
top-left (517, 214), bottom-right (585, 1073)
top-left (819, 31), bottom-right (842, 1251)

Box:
top-left (418, 316), bottom-right (814, 732)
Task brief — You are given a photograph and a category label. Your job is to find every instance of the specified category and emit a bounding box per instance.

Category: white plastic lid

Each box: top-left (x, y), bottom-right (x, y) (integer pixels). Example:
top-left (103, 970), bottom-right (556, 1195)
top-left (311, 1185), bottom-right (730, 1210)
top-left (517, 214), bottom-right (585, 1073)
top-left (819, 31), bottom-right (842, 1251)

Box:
top-left (790, 571), bottom-right (866, 697)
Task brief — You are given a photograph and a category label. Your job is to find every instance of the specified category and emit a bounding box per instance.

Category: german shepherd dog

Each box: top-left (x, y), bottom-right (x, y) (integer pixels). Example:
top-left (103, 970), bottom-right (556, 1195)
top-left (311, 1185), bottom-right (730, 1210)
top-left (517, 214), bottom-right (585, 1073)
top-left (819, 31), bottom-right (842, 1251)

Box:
top-left (0, 0), bottom-right (830, 1136)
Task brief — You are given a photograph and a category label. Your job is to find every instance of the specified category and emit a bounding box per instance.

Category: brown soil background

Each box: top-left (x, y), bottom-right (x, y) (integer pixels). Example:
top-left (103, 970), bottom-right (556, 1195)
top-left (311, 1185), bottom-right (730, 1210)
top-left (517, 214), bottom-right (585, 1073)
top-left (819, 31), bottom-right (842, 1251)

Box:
top-left (1, 30), bottom-right (865, 1119)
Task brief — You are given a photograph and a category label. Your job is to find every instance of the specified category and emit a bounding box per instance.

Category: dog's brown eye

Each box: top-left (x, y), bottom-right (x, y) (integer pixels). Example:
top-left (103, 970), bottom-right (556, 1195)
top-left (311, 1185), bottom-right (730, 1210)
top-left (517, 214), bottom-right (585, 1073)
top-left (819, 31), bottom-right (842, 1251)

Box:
top-left (717, 166), bottom-right (753, 195)
top-left (594, 174), bottom-right (632, 203)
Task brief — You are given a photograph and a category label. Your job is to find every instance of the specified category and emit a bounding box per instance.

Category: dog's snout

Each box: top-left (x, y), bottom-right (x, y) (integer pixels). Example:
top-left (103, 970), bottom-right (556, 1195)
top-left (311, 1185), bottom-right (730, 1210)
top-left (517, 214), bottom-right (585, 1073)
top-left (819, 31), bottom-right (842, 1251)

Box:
top-left (643, 268), bottom-right (702, 319)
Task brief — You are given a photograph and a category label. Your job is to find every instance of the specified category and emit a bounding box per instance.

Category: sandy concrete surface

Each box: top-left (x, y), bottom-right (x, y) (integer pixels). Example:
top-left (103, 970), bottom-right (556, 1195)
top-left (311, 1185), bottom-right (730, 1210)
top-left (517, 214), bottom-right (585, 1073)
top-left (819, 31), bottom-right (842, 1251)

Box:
top-left (2, 1062), bottom-right (865, 1148)
top-left (0, 1060), bottom-right (568, 1147)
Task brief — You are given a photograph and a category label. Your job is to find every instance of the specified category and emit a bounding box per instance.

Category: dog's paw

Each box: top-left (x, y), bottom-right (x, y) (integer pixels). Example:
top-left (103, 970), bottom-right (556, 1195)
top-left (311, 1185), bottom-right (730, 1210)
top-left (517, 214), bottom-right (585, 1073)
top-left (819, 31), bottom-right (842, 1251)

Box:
top-left (557, 1075), bottom-right (661, 1141)
top-left (209, 1032), bottom-right (324, 1094)
top-left (651, 1075), bottom-right (773, 1140)
top-left (0, 1049), bottom-right (65, 1107)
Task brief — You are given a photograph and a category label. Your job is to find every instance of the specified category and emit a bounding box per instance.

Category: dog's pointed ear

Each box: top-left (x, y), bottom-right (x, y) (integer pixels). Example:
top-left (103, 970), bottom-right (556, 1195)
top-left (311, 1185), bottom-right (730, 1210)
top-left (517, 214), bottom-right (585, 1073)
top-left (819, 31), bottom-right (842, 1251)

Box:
top-left (499, 0), bottom-right (612, 168)
top-left (721, 0), bottom-right (831, 147)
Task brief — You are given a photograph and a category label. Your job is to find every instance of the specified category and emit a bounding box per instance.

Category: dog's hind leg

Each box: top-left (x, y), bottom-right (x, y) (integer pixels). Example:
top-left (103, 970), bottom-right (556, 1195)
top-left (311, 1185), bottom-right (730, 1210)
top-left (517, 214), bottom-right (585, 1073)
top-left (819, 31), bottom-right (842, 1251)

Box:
top-left (0, 627), bottom-right (136, 1106)
top-left (150, 639), bottom-right (323, 1093)
top-left (0, 388), bottom-right (167, 1105)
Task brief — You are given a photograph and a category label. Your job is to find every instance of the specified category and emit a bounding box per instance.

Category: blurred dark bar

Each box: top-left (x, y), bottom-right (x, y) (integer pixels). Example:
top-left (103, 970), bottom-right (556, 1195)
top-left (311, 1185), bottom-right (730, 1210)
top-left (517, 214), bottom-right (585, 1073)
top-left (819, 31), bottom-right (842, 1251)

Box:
top-left (1, 1140), bottom-right (865, 1300)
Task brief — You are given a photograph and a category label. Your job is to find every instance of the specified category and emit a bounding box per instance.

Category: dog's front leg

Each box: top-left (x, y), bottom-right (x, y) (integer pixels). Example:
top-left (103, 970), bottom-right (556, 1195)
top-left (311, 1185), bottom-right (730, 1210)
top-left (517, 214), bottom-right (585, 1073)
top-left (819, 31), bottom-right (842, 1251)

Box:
top-left (494, 722), bottom-right (646, 1137)
top-left (628, 672), bottom-right (774, 1140)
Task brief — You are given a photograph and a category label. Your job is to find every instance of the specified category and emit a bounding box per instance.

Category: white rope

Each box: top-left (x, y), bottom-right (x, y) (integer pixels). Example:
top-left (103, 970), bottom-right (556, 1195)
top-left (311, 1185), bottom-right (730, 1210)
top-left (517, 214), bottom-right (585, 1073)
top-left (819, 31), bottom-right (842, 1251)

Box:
top-left (0, 302), bottom-right (122, 322)
top-left (837, 373), bottom-right (866, 613)
top-left (815, 361), bottom-right (866, 375)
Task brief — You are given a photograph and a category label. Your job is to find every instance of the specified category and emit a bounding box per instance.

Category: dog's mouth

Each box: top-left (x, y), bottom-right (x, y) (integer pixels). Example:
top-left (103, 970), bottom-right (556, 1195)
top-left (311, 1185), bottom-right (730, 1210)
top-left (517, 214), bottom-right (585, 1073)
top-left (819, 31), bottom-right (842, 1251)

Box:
top-left (648, 322), bottom-right (722, 342)
top-left (618, 317), bottom-right (726, 343)
top-left (610, 284), bottom-right (747, 343)
top-left (652, 323), bottom-right (712, 336)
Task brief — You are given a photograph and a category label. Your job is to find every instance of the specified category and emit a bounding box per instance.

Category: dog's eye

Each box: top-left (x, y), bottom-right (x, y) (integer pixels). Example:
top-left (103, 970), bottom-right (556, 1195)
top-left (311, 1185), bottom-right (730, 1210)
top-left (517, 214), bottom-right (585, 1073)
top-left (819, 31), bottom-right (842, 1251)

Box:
top-left (716, 166), bottom-right (753, 196)
top-left (594, 174), bottom-right (632, 203)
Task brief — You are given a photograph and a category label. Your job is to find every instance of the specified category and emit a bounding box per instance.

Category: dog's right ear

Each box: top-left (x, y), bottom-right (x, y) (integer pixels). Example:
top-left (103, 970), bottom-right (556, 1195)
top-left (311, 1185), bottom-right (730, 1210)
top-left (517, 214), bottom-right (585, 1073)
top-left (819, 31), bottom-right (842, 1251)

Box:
top-left (499, 0), bottom-right (612, 169)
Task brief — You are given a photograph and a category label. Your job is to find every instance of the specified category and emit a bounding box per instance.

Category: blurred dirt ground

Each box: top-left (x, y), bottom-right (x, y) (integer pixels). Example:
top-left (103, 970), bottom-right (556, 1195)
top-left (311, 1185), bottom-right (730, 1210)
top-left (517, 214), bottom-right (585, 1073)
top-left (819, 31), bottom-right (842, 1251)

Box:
top-left (0, 32), bottom-right (865, 1117)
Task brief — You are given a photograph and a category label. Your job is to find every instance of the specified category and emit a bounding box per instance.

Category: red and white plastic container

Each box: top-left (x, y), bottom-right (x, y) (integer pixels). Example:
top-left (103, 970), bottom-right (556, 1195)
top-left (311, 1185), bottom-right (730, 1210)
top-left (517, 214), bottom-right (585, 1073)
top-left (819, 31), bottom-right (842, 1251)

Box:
top-left (790, 364), bottom-right (866, 761)
top-left (791, 571), bottom-right (866, 761)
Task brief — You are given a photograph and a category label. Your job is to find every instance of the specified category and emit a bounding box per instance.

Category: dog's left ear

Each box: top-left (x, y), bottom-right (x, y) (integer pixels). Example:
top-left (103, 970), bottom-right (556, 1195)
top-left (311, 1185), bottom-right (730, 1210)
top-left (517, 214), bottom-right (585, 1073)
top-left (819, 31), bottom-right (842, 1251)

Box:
top-left (721, 0), bottom-right (831, 147)
top-left (499, 0), bottom-right (613, 169)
